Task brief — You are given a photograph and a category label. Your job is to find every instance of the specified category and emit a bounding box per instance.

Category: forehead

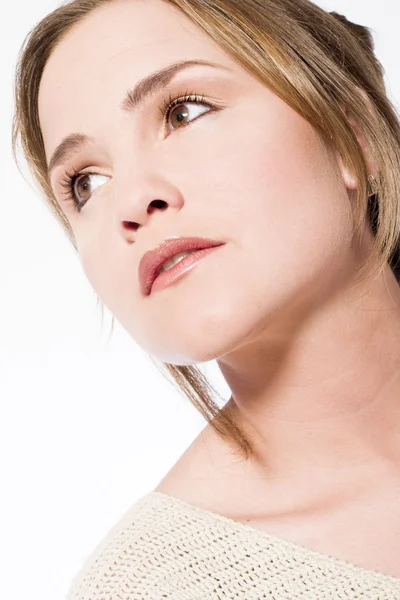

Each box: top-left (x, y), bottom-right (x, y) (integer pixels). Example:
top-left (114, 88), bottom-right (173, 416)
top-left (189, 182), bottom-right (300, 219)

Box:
top-left (38, 0), bottom-right (239, 160)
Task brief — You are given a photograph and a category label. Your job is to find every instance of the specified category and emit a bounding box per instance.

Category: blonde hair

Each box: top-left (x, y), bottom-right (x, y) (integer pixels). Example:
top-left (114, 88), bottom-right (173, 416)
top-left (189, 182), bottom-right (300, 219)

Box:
top-left (12, 0), bottom-right (400, 460)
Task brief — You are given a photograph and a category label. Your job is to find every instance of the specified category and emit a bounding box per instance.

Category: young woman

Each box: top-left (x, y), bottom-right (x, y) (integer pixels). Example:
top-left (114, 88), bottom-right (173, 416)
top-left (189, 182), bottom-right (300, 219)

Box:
top-left (13, 0), bottom-right (400, 597)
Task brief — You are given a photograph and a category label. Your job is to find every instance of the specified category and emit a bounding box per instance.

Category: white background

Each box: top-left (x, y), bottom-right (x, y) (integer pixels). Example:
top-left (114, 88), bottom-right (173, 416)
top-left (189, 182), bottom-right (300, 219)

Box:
top-left (2, 1), bottom-right (400, 598)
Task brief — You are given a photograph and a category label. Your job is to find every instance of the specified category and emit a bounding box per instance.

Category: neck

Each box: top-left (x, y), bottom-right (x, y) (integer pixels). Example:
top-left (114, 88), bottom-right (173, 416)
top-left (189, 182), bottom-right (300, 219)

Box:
top-left (217, 262), bottom-right (400, 484)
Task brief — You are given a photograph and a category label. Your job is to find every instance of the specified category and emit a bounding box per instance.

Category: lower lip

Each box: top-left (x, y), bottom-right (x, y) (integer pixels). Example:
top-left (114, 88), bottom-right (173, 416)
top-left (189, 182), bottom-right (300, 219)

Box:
top-left (150, 245), bottom-right (224, 295)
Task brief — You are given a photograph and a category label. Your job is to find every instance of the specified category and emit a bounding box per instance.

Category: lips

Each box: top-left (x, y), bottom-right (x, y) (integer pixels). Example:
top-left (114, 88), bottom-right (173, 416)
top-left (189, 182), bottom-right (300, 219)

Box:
top-left (139, 237), bottom-right (225, 296)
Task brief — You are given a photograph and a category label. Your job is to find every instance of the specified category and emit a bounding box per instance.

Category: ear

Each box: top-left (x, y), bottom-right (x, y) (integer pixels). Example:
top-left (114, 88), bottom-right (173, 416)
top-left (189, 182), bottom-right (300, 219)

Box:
top-left (335, 95), bottom-right (379, 191)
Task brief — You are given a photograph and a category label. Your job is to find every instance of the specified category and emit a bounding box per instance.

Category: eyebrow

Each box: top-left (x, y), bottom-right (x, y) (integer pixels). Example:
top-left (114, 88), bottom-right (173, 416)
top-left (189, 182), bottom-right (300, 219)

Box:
top-left (47, 59), bottom-right (230, 176)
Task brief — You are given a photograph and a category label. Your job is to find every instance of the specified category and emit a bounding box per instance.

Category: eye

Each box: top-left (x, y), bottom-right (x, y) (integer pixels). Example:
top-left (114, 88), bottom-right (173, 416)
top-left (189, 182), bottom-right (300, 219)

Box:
top-left (59, 169), bottom-right (109, 212)
top-left (161, 92), bottom-right (219, 133)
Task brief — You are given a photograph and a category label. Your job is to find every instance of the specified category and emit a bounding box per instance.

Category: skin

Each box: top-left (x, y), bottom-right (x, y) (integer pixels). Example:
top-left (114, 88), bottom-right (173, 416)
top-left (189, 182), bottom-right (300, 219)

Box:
top-left (38, 0), bottom-right (400, 574)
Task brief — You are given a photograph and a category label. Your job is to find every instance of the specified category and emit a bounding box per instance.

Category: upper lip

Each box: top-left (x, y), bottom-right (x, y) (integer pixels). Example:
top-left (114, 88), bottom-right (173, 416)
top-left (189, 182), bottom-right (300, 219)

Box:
top-left (139, 236), bottom-right (225, 296)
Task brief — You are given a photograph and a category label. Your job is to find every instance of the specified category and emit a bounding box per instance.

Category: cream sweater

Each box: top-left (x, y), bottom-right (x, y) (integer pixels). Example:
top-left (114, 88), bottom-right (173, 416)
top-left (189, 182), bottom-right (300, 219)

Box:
top-left (66, 491), bottom-right (400, 599)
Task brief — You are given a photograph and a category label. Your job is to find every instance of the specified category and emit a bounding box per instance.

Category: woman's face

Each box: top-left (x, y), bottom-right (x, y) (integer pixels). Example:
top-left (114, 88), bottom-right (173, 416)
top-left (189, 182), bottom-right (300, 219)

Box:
top-left (39, 0), bottom-right (359, 365)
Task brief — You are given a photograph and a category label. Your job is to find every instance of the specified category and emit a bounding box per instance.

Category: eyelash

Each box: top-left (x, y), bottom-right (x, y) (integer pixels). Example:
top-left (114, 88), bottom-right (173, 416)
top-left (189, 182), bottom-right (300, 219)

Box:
top-left (59, 90), bottom-right (216, 212)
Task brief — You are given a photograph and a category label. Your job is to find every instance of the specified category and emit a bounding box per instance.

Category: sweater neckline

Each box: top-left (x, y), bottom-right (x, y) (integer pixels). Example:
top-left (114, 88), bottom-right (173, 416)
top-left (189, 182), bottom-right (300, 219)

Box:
top-left (145, 490), bottom-right (400, 585)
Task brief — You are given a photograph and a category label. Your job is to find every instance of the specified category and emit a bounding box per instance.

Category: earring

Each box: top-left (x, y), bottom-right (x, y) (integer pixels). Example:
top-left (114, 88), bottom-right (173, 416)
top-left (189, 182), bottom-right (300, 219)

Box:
top-left (367, 173), bottom-right (378, 197)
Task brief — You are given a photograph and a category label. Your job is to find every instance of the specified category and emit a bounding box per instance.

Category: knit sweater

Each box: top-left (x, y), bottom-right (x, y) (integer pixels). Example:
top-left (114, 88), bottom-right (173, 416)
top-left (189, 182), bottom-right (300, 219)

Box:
top-left (66, 491), bottom-right (400, 599)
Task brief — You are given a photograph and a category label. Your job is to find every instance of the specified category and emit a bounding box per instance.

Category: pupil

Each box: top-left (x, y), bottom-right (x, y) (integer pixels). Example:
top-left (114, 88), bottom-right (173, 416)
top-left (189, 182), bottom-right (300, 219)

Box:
top-left (172, 105), bottom-right (188, 125)
top-left (77, 178), bottom-right (90, 200)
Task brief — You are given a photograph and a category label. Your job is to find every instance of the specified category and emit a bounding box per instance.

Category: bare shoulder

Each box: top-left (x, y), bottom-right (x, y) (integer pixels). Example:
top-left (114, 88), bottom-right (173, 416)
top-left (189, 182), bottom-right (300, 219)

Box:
top-left (153, 423), bottom-right (259, 514)
top-left (154, 423), bottom-right (221, 493)
top-left (154, 428), bottom-right (400, 579)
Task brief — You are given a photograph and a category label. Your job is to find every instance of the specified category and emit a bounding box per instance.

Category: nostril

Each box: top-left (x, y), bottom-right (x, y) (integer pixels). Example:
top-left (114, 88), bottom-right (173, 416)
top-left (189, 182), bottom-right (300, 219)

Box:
top-left (123, 200), bottom-right (167, 229)
top-left (123, 221), bottom-right (139, 231)
top-left (148, 200), bottom-right (168, 212)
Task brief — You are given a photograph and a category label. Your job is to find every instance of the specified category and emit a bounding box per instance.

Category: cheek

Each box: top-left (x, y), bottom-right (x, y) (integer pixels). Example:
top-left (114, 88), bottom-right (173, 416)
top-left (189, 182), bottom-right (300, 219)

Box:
top-left (209, 105), bottom-right (353, 269)
top-left (162, 109), bottom-right (356, 346)
top-left (77, 237), bottom-right (127, 316)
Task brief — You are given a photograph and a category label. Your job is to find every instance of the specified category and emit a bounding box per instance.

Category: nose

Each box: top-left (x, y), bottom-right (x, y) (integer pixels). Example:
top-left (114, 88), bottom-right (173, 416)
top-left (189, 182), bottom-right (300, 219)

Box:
top-left (121, 198), bottom-right (168, 233)
top-left (112, 168), bottom-right (184, 238)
